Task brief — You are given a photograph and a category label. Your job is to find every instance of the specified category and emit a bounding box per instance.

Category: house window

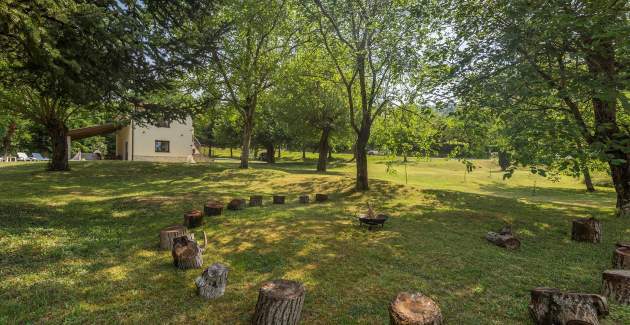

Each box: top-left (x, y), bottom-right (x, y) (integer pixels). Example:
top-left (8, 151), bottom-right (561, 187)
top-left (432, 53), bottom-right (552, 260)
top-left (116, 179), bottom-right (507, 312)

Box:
top-left (155, 140), bottom-right (170, 153)
top-left (155, 119), bottom-right (171, 128)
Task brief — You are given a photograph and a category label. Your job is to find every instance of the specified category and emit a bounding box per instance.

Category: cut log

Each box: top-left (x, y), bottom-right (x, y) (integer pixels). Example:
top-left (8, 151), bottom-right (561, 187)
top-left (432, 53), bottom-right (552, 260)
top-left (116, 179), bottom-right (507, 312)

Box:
top-left (315, 193), bottom-right (328, 202)
top-left (485, 231), bottom-right (521, 250)
top-left (250, 195), bottom-right (263, 207)
top-left (273, 195), bottom-right (285, 204)
top-left (159, 224), bottom-right (189, 251)
top-left (204, 201), bottom-right (224, 216)
top-left (172, 234), bottom-right (205, 270)
top-left (195, 263), bottom-right (229, 299)
top-left (388, 292), bottom-right (443, 325)
top-left (184, 210), bottom-right (204, 228)
top-left (613, 246), bottom-right (630, 269)
top-left (252, 279), bottom-right (305, 325)
top-left (528, 287), bottom-right (608, 325)
top-left (228, 198), bottom-right (246, 210)
top-left (616, 242), bottom-right (630, 249)
top-left (602, 270), bottom-right (630, 304)
top-left (298, 195), bottom-right (309, 204)
top-left (571, 217), bottom-right (602, 243)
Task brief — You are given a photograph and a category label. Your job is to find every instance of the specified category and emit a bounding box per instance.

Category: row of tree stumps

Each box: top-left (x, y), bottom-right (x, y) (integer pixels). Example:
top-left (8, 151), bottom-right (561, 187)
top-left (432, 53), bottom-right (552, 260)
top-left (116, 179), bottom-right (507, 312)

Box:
top-left (484, 217), bottom-right (630, 324)
top-left (155, 194), bottom-right (330, 324)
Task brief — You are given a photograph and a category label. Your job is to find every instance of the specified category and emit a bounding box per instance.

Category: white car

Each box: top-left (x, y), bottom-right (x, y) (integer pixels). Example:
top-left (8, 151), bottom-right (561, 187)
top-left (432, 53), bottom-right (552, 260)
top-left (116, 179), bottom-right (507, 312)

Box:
top-left (367, 150), bottom-right (379, 155)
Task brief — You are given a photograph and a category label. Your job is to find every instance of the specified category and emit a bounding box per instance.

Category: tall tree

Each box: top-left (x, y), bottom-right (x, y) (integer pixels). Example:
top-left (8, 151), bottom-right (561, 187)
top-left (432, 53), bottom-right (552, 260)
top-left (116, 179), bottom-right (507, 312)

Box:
top-left (310, 0), bottom-right (425, 190)
top-left (445, 0), bottom-right (630, 215)
top-left (209, 0), bottom-right (298, 168)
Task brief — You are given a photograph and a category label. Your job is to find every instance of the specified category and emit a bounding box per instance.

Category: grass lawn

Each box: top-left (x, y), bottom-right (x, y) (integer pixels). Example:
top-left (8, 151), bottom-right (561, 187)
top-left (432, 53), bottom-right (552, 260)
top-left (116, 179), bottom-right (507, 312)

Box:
top-left (1, 154), bottom-right (629, 324)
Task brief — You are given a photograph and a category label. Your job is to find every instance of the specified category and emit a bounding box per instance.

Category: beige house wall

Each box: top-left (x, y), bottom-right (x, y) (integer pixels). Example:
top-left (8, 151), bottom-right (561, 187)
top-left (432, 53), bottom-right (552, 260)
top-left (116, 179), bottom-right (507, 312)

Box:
top-left (115, 126), bottom-right (132, 160)
top-left (115, 117), bottom-right (195, 162)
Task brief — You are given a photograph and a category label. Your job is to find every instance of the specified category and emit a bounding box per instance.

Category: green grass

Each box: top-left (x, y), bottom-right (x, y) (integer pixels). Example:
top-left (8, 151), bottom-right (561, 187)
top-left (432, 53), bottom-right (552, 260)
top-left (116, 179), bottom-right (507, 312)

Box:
top-left (1, 155), bottom-right (629, 324)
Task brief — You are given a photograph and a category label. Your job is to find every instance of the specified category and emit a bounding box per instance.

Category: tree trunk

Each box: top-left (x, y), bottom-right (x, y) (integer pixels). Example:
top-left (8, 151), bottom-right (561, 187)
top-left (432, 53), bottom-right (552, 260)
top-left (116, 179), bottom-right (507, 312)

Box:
top-left (613, 246), bottom-right (630, 270)
top-left (46, 119), bottom-right (69, 171)
top-left (328, 148), bottom-right (332, 160)
top-left (610, 160), bottom-right (630, 217)
top-left (498, 151), bottom-right (510, 171)
top-left (265, 144), bottom-right (275, 163)
top-left (302, 147), bottom-right (306, 160)
top-left (183, 210), bottom-right (204, 228)
top-left (571, 218), bottom-right (602, 243)
top-left (602, 270), bottom-right (630, 304)
top-left (583, 165), bottom-right (595, 192)
top-left (250, 195), bottom-right (263, 207)
top-left (252, 279), bottom-right (305, 325)
top-left (277, 146), bottom-right (281, 158)
top-left (355, 126), bottom-right (370, 191)
top-left (208, 144), bottom-right (212, 158)
top-left (528, 287), bottom-right (608, 325)
top-left (240, 114), bottom-right (253, 168)
top-left (317, 127), bottom-right (331, 172)
top-left (195, 263), bottom-right (229, 300)
top-left (1, 121), bottom-right (16, 158)
top-left (159, 225), bottom-right (189, 251)
top-left (230, 147), bottom-right (233, 158)
top-left (172, 235), bottom-right (205, 270)
top-left (389, 292), bottom-right (443, 325)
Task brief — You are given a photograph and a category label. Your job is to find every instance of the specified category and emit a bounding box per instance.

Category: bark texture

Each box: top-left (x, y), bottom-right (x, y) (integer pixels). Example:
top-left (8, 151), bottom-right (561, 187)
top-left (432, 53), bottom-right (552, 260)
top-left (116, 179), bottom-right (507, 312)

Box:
top-left (240, 110), bottom-right (254, 169)
top-left (602, 270), bottom-right (630, 304)
top-left (298, 195), bottom-right (309, 204)
top-left (315, 194), bottom-right (328, 202)
top-left (388, 292), bottom-right (443, 325)
top-left (273, 195), bottom-right (285, 204)
top-left (252, 279), bottom-right (305, 325)
top-left (613, 247), bottom-right (630, 270)
top-left (317, 127), bottom-right (331, 172)
top-left (571, 218), bottom-right (602, 243)
top-left (159, 225), bottom-right (189, 251)
top-left (528, 287), bottom-right (608, 325)
top-left (355, 130), bottom-right (369, 191)
top-left (485, 231), bottom-right (521, 250)
top-left (583, 166), bottom-right (595, 192)
top-left (172, 235), bottom-right (205, 270)
top-left (204, 201), bottom-right (224, 216)
top-left (498, 151), bottom-right (510, 171)
top-left (250, 195), bottom-right (263, 207)
top-left (47, 119), bottom-right (69, 171)
top-left (195, 263), bottom-right (229, 300)
top-left (228, 198), bottom-right (246, 210)
top-left (184, 210), bottom-right (204, 228)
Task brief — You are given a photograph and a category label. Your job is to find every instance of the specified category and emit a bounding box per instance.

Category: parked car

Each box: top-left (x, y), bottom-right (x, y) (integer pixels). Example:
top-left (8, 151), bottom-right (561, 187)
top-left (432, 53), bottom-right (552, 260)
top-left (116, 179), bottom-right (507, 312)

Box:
top-left (367, 150), bottom-right (379, 155)
top-left (16, 152), bottom-right (32, 161)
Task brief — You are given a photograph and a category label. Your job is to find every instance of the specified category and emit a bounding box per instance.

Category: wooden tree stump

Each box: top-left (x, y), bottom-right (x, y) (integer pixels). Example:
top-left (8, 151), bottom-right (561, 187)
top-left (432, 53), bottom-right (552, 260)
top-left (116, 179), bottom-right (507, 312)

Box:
top-left (613, 246), bottom-right (630, 269)
top-left (388, 292), bottom-right (443, 325)
top-left (172, 234), bottom-right (205, 270)
top-left (204, 201), bottom-right (224, 216)
top-left (315, 193), bottom-right (328, 202)
top-left (228, 198), bottom-right (246, 210)
top-left (273, 195), bottom-right (286, 204)
top-left (571, 217), bottom-right (602, 243)
top-left (602, 270), bottom-right (630, 304)
top-left (195, 263), bottom-right (229, 299)
top-left (184, 210), bottom-right (204, 228)
top-left (485, 226), bottom-right (520, 250)
top-left (252, 279), bottom-right (305, 325)
top-left (250, 195), bottom-right (263, 207)
top-left (298, 195), bottom-right (309, 204)
top-left (528, 287), bottom-right (608, 325)
top-left (159, 224), bottom-right (189, 250)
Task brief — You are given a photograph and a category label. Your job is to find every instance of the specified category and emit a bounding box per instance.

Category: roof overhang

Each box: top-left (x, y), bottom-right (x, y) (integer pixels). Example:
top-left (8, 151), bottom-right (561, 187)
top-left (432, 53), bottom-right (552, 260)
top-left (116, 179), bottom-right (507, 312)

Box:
top-left (68, 123), bottom-right (124, 140)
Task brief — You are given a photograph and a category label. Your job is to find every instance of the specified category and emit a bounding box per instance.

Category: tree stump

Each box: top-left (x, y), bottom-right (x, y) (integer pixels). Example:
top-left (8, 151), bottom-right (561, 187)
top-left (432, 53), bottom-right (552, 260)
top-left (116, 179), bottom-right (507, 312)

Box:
top-left (184, 210), bottom-right (204, 228)
top-left (613, 246), bottom-right (630, 269)
top-left (571, 217), bottom-right (601, 243)
top-left (159, 224), bottom-right (189, 250)
top-left (315, 193), bottom-right (328, 202)
top-left (228, 198), bottom-right (246, 210)
top-left (250, 195), bottom-right (263, 207)
top-left (528, 287), bottom-right (608, 325)
top-left (485, 226), bottom-right (520, 250)
top-left (273, 195), bottom-right (286, 204)
top-left (298, 195), bottom-right (309, 204)
top-left (602, 270), bottom-right (630, 304)
top-left (172, 234), bottom-right (205, 270)
top-left (195, 263), bottom-right (229, 299)
top-left (252, 279), bottom-right (305, 325)
top-left (204, 201), bottom-right (224, 216)
top-left (388, 292), bottom-right (443, 325)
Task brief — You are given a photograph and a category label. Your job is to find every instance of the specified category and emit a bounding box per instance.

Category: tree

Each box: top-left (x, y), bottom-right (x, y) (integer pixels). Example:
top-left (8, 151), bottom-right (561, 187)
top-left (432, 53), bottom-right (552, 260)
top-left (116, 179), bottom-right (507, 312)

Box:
top-left (208, 0), bottom-right (298, 169)
top-left (309, 0), bottom-right (425, 190)
top-left (445, 0), bottom-right (630, 215)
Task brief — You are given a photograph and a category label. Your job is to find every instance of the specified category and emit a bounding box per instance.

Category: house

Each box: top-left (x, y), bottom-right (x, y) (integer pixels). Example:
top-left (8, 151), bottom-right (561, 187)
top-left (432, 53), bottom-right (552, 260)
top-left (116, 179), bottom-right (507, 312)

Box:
top-left (115, 117), bottom-right (196, 162)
